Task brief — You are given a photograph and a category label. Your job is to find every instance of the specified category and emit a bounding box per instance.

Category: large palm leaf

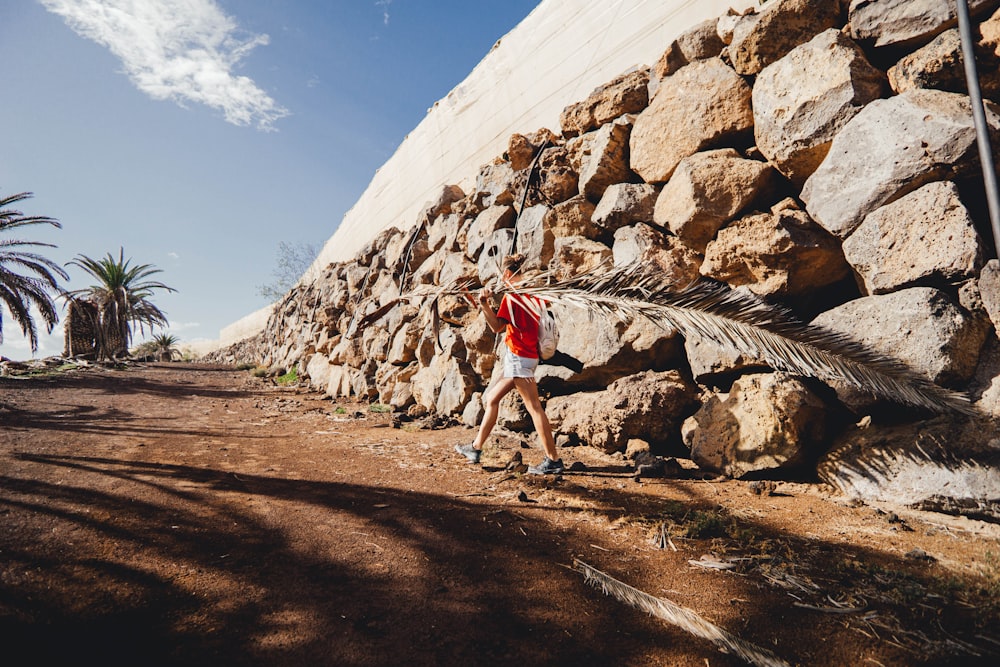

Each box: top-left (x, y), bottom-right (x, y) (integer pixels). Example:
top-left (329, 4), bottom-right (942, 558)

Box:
top-left (0, 192), bottom-right (69, 352)
top-left (400, 261), bottom-right (975, 415)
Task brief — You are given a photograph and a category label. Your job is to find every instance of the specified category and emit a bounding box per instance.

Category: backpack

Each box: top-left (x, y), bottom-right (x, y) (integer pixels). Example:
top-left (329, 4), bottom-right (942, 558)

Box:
top-left (537, 305), bottom-right (559, 360)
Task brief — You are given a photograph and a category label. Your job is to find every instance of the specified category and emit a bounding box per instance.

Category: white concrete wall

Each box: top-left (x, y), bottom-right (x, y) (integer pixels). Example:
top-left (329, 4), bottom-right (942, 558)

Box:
top-left (212, 0), bottom-right (757, 349)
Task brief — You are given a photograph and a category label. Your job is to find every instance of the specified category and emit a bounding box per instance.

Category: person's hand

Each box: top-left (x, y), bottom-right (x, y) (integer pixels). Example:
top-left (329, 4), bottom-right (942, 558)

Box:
top-left (478, 286), bottom-right (494, 306)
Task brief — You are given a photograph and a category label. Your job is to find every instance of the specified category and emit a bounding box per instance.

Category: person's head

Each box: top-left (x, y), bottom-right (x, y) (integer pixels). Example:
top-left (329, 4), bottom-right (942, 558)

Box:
top-left (501, 253), bottom-right (527, 281)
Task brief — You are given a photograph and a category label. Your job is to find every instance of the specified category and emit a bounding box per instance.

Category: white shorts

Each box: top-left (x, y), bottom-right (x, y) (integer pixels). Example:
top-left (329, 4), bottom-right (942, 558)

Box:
top-left (502, 349), bottom-right (539, 379)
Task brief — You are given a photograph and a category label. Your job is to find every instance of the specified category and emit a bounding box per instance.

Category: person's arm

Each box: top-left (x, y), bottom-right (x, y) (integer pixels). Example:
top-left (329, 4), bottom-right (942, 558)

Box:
top-left (478, 288), bottom-right (507, 333)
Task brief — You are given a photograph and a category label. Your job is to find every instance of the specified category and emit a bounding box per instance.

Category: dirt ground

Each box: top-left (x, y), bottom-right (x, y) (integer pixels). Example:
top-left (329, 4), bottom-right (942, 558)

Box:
top-left (1, 362), bottom-right (998, 666)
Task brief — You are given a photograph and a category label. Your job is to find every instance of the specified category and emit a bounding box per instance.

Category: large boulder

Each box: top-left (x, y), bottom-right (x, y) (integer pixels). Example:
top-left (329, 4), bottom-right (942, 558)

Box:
top-left (848, 0), bottom-right (1000, 49)
top-left (683, 372), bottom-right (831, 477)
top-left (842, 180), bottom-right (985, 294)
top-left (475, 160), bottom-right (517, 208)
top-left (559, 69), bottom-right (650, 137)
top-left (629, 59), bottom-right (753, 184)
top-left (819, 416), bottom-right (1000, 521)
top-left (547, 370), bottom-right (699, 453)
top-left (728, 0), bottom-right (844, 75)
top-left (701, 200), bottom-right (851, 298)
top-left (653, 148), bottom-right (776, 252)
top-left (592, 183), bottom-right (660, 241)
top-left (753, 29), bottom-right (886, 187)
top-left (811, 287), bottom-right (990, 388)
top-left (549, 236), bottom-right (613, 280)
top-left (801, 88), bottom-right (1000, 238)
top-left (981, 259), bottom-right (1000, 334)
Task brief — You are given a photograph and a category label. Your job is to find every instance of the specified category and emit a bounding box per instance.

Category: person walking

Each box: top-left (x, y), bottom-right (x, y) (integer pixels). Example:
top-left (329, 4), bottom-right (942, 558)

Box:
top-left (455, 254), bottom-right (563, 475)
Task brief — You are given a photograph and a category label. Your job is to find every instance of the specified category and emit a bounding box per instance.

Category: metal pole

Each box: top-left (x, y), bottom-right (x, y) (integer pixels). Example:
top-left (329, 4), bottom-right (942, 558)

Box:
top-left (957, 0), bottom-right (1000, 258)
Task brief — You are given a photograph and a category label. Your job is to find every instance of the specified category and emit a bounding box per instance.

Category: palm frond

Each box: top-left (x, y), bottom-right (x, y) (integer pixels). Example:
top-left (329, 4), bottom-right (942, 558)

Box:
top-left (402, 261), bottom-right (974, 415)
top-left (575, 559), bottom-right (791, 667)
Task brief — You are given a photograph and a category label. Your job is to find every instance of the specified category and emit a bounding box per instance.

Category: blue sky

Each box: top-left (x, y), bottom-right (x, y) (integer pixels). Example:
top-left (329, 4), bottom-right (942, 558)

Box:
top-left (1, 0), bottom-right (539, 358)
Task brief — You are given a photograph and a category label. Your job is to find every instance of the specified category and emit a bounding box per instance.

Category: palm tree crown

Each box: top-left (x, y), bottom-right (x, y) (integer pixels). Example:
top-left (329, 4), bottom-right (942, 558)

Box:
top-left (67, 248), bottom-right (176, 359)
top-left (0, 191), bottom-right (69, 353)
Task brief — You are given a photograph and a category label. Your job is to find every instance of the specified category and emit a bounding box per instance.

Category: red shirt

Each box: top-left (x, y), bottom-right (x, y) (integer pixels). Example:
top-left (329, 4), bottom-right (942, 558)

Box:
top-left (497, 293), bottom-right (543, 359)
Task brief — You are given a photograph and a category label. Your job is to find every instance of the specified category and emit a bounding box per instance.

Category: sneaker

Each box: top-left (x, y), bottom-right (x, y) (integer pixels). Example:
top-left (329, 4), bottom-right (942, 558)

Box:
top-left (454, 443), bottom-right (481, 464)
top-left (527, 457), bottom-right (564, 475)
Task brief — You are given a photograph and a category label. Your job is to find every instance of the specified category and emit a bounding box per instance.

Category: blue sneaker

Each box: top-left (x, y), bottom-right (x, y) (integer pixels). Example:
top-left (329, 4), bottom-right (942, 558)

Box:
top-left (455, 443), bottom-right (481, 464)
top-left (527, 457), bottom-right (564, 475)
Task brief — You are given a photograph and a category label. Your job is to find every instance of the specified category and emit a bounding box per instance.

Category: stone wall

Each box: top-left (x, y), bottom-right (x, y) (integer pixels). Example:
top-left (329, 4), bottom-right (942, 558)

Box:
top-left (208, 0), bottom-right (1000, 520)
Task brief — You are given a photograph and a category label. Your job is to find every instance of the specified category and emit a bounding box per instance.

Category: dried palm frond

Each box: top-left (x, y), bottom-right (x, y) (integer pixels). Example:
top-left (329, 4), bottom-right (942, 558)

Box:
top-left (575, 559), bottom-right (791, 667)
top-left (395, 261), bottom-right (973, 415)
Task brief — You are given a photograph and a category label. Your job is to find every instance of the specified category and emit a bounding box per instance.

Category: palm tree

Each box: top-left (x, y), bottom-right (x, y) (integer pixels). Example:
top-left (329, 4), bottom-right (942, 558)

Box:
top-left (151, 333), bottom-right (180, 361)
top-left (67, 248), bottom-right (176, 360)
top-left (0, 191), bottom-right (70, 353)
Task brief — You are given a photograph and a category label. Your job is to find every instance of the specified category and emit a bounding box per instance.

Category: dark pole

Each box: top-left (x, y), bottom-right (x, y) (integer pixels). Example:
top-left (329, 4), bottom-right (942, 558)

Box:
top-left (956, 0), bottom-right (1000, 258)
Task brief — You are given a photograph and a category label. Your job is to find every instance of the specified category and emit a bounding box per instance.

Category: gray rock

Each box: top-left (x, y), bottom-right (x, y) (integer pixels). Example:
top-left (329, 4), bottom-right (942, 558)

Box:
top-left (801, 89), bottom-right (1000, 238)
top-left (753, 29), bottom-right (885, 186)
top-left (848, 0), bottom-right (1000, 49)
top-left (843, 180), bottom-right (984, 294)
top-left (811, 287), bottom-right (990, 386)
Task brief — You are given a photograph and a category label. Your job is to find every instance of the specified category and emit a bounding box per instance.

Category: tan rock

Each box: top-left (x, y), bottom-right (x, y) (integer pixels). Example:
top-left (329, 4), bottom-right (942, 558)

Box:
top-left (653, 148), bottom-right (775, 252)
top-left (729, 0), bottom-right (843, 75)
top-left (559, 69), bottom-right (649, 137)
top-left (629, 59), bottom-right (753, 184)
top-left (578, 117), bottom-right (634, 202)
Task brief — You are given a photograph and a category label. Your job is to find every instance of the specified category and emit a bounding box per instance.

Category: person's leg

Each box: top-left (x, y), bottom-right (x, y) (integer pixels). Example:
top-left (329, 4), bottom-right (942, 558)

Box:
top-left (470, 377), bottom-right (516, 451)
top-left (513, 377), bottom-right (558, 461)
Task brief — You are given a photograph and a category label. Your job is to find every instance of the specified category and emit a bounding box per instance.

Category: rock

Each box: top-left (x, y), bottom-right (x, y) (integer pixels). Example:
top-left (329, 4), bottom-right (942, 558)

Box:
top-left (536, 303), bottom-right (684, 393)
top-left (629, 59), bottom-right (754, 184)
top-left (842, 180), bottom-right (984, 294)
top-left (653, 148), bottom-right (776, 252)
top-left (612, 223), bottom-right (703, 286)
top-left (592, 183), bottom-right (660, 240)
top-left (729, 0), bottom-right (844, 75)
top-left (427, 212), bottom-right (463, 253)
top-left (545, 195), bottom-right (599, 240)
top-left (559, 69), bottom-right (650, 137)
top-left (753, 28), bottom-right (886, 186)
top-left (512, 204), bottom-right (554, 272)
top-left (888, 28), bottom-right (966, 95)
top-left (549, 236), bottom-right (613, 281)
top-left (811, 287), bottom-right (990, 387)
top-left (683, 372), bottom-right (830, 477)
top-left (465, 205), bottom-right (515, 261)
top-left (536, 146), bottom-right (579, 205)
top-left (848, 0), bottom-right (1000, 49)
top-left (578, 117), bottom-right (634, 202)
top-left (701, 203), bottom-right (851, 298)
top-left (547, 370), bottom-right (699, 453)
top-left (478, 228), bottom-right (516, 285)
top-left (801, 88), bottom-right (1000, 238)
top-left (653, 18), bottom-right (726, 79)
top-left (423, 184), bottom-right (466, 220)
top-left (305, 353), bottom-right (332, 391)
top-left (684, 327), bottom-right (770, 386)
top-left (476, 160), bottom-right (517, 208)
top-left (981, 259), bottom-right (1000, 334)
top-left (818, 416), bottom-right (1000, 521)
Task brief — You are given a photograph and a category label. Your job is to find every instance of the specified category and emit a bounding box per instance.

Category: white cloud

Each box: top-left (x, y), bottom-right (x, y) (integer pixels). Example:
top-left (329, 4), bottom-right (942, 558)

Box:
top-left (167, 251), bottom-right (180, 259)
top-left (376, 0), bottom-right (391, 25)
top-left (40, 0), bottom-right (289, 130)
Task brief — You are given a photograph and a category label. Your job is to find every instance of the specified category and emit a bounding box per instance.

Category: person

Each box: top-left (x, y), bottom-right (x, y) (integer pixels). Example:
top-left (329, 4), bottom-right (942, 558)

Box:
top-left (455, 253), bottom-right (563, 475)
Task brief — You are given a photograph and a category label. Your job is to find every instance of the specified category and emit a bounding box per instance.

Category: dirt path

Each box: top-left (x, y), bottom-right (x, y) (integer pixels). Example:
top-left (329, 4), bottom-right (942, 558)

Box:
top-left (1, 363), bottom-right (998, 666)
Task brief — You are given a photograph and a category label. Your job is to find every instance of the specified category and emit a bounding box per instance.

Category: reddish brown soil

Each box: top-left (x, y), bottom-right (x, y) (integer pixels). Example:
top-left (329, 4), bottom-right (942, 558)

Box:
top-left (1, 362), bottom-right (998, 666)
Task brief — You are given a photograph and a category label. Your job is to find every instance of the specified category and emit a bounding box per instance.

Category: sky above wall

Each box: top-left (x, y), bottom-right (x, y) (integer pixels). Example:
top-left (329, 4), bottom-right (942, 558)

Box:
top-left (0, 0), bottom-right (540, 359)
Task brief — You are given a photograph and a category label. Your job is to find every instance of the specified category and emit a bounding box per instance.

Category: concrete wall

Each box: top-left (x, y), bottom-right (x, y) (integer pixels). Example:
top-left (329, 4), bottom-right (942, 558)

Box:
top-left (212, 0), bottom-right (758, 349)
